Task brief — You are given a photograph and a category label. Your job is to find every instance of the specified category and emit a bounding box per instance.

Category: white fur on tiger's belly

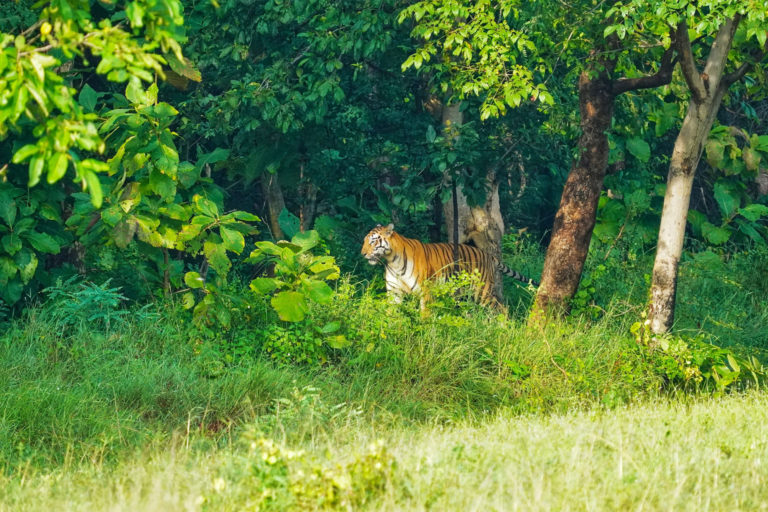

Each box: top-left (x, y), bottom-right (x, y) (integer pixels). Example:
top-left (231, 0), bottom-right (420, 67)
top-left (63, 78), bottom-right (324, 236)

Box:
top-left (385, 268), bottom-right (419, 295)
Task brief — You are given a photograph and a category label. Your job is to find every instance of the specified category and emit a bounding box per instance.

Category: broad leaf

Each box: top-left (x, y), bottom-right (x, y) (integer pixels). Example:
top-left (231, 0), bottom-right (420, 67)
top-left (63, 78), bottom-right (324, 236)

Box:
top-left (271, 291), bottom-right (308, 322)
top-left (738, 204), bottom-right (768, 222)
top-left (220, 225), bottom-right (245, 254)
top-left (626, 137), bottom-right (650, 162)
top-left (23, 231), bottom-right (60, 254)
top-left (278, 207), bottom-right (300, 239)
top-left (713, 181), bottom-right (741, 218)
top-left (184, 271), bottom-right (205, 289)
top-left (701, 222), bottom-right (731, 245)
top-left (302, 279), bottom-right (334, 303)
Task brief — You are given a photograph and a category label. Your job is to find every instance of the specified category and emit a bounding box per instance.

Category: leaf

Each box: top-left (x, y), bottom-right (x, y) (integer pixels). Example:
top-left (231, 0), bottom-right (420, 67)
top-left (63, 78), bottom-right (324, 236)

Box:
top-left (203, 241), bottom-right (231, 276)
top-left (0, 256), bottom-right (18, 284)
top-left (194, 195), bottom-right (219, 218)
top-left (47, 152), bottom-right (69, 184)
top-left (164, 52), bottom-right (202, 82)
top-left (232, 211), bottom-right (261, 222)
top-left (184, 271), bottom-right (205, 289)
top-left (12, 144), bottom-right (38, 163)
top-left (326, 335), bottom-right (350, 349)
top-left (220, 224), bottom-right (245, 254)
top-left (302, 279), bottom-right (334, 303)
top-left (738, 204), bottom-right (768, 222)
top-left (426, 124), bottom-right (437, 143)
top-left (23, 231), bottom-right (60, 254)
top-left (0, 279), bottom-right (23, 304)
top-left (692, 250), bottom-right (724, 271)
top-left (625, 138), bottom-right (650, 162)
top-left (701, 222), bottom-right (732, 246)
top-left (271, 291), bottom-right (308, 322)
top-left (317, 321), bottom-right (341, 334)
top-left (278, 207), bottom-right (300, 239)
top-left (705, 139), bottom-right (725, 168)
top-left (0, 197), bottom-right (16, 227)
top-left (713, 181), bottom-right (741, 218)
top-left (15, 249), bottom-right (38, 284)
top-left (1, 234), bottom-right (22, 255)
top-left (181, 291), bottom-right (195, 310)
top-left (28, 155), bottom-right (45, 187)
top-left (82, 170), bottom-right (103, 208)
top-left (291, 229), bottom-right (320, 252)
top-left (250, 277), bottom-right (283, 294)
top-left (79, 84), bottom-right (99, 112)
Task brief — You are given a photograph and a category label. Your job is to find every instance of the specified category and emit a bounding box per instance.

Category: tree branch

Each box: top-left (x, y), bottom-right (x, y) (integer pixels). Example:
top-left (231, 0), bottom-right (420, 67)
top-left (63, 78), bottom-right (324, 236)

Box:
top-left (722, 37), bottom-right (768, 87)
top-left (612, 45), bottom-right (676, 95)
top-left (676, 21), bottom-right (706, 101)
top-left (703, 15), bottom-right (741, 93)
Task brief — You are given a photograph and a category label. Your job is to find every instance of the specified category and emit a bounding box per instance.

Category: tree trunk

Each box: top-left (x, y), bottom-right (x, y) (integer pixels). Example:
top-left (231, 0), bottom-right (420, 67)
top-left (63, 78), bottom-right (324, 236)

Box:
top-left (260, 172), bottom-right (286, 240)
top-left (648, 17), bottom-right (742, 333)
top-left (440, 102), bottom-right (506, 300)
top-left (531, 71), bottom-right (615, 319)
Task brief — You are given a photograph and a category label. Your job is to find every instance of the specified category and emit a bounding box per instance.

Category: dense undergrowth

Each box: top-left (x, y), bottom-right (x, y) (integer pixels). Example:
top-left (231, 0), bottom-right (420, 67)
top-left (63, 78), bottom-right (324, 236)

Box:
top-left (0, 242), bottom-right (766, 510)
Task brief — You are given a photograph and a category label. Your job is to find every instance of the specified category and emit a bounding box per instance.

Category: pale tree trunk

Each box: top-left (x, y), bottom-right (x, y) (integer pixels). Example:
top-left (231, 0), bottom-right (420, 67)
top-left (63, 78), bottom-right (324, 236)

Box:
top-left (440, 101), bottom-right (506, 300)
top-left (649, 18), bottom-right (749, 333)
top-left (530, 43), bottom-right (675, 323)
top-left (260, 172), bottom-right (286, 240)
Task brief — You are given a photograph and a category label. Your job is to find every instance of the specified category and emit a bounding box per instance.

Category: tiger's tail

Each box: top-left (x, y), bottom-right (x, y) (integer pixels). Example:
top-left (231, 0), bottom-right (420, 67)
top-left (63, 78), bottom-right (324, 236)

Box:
top-left (498, 262), bottom-right (539, 287)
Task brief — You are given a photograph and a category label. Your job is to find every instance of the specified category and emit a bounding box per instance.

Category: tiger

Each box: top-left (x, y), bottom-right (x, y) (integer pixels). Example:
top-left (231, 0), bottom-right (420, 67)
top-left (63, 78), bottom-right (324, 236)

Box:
top-left (361, 223), bottom-right (538, 308)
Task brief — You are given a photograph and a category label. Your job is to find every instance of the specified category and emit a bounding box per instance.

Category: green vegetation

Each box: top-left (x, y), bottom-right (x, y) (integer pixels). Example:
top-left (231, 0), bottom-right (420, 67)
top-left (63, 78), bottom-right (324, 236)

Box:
top-left (1, 0), bottom-right (768, 509)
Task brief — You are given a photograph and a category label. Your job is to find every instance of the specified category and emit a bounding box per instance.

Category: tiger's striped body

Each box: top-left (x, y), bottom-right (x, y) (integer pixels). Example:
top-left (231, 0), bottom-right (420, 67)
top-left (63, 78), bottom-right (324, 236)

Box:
top-left (361, 224), bottom-right (538, 307)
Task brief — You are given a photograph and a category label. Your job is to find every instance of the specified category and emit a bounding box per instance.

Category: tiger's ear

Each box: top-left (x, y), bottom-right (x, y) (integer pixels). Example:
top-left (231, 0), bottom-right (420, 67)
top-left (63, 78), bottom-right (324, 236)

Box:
top-left (384, 223), bottom-right (394, 235)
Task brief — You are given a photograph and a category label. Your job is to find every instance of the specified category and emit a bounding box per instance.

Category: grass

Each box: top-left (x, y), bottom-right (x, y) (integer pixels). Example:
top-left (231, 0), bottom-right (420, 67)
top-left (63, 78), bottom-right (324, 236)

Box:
top-left (0, 243), bottom-right (766, 510)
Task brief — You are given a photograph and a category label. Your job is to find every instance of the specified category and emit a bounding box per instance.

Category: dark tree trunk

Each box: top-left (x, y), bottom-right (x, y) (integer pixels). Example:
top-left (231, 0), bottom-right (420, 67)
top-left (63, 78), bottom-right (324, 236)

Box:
top-left (531, 71), bottom-right (615, 319)
top-left (531, 43), bottom-right (675, 323)
top-left (260, 172), bottom-right (286, 240)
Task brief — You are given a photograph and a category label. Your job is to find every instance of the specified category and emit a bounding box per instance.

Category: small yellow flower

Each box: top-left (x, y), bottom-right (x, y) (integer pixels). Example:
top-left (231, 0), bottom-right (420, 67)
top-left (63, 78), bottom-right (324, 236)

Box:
top-left (40, 22), bottom-right (52, 36)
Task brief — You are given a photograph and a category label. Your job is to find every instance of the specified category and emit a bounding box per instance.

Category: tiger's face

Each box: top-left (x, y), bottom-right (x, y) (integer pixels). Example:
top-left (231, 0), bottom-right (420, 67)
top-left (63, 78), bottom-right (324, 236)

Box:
top-left (361, 224), bottom-right (395, 265)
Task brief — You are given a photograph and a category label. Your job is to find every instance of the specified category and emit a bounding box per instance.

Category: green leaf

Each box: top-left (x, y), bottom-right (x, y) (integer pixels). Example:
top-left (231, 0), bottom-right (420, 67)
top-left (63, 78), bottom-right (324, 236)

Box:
top-left (291, 230), bottom-right (320, 252)
top-left (1, 234), bottom-right (22, 255)
top-left (278, 207), bottom-right (300, 238)
top-left (232, 211), bottom-right (260, 222)
top-left (713, 181), bottom-right (740, 218)
top-left (271, 291), bottom-right (308, 322)
top-left (79, 84), bottom-right (99, 112)
top-left (23, 231), bottom-right (60, 254)
top-left (326, 335), bottom-right (350, 349)
top-left (181, 291), bottom-right (195, 310)
top-left (184, 271), bottom-right (205, 289)
top-left (0, 256), bottom-right (18, 285)
top-left (302, 279), bottom-right (333, 303)
top-left (220, 225), bottom-right (245, 254)
top-left (15, 249), bottom-right (38, 284)
top-left (0, 198), bottom-right (16, 227)
top-left (701, 222), bottom-right (732, 246)
top-left (0, 279), bottom-right (23, 304)
top-left (705, 139), bottom-right (725, 168)
top-left (317, 321), bottom-right (341, 334)
top-left (194, 195), bottom-right (219, 218)
top-left (692, 250), bottom-right (724, 271)
top-left (12, 144), bottom-right (38, 163)
top-left (28, 155), bottom-right (44, 187)
top-left (626, 138), bottom-right (650, 162)
top-left (738, 204), bottom-right (768, 222)
top-left (203, 241), bottom-right (231, 276)
top-left (82, 170), bottom-right (103, 208)
top-left (47, 152), bottom-right (69, 184)
top-left (250, 277), bottom-right (283, 294)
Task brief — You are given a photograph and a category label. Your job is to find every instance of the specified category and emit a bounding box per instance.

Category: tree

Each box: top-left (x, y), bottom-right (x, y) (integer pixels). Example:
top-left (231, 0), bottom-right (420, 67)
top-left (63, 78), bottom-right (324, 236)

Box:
top-left (527, 1), bottom-right (678, 320)
top-left (637, 5), bottom-right (766, 333)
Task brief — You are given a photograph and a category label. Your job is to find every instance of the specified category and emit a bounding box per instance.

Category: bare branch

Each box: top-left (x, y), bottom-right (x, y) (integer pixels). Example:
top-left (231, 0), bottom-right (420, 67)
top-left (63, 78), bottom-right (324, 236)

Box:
top-left (676, 21), bottom-right (706, 101)
top-left (723, 37), bottom-right (768, 87)
top-left (612, 44), bottom-right (676, 95)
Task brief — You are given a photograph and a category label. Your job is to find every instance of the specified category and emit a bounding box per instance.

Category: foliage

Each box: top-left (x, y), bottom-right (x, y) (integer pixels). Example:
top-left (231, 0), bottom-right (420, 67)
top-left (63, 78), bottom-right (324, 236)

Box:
top-left (1, 0), bottom-right (188, 205)
top-left (248, 230), bottom-right (340, 323)
top-left (40, 276), bottom-right (137, 332)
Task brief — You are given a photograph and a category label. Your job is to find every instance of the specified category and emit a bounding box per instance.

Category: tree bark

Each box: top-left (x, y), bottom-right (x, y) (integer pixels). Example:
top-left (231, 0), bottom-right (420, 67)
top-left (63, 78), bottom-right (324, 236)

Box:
top-left (531, 43), bottom-right (675, 323)
top-left (440, 102), bottom-right (506, 300)
top-left (531, 70), bottom-right (616, 319)
top-left (260, 172), bottom-right (286, 240)
top-left (649, 18), bottom-right (741, 333)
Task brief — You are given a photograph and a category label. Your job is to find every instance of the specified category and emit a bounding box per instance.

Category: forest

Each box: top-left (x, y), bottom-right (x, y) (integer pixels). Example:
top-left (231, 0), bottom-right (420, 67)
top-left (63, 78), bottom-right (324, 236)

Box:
top-left (1, 0), bottom-right (768, 509)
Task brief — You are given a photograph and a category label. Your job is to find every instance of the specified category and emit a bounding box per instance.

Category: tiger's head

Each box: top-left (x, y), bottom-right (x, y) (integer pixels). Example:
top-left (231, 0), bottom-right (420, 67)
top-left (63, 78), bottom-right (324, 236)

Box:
top-left (361, 223), bottom-right (395, 265)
